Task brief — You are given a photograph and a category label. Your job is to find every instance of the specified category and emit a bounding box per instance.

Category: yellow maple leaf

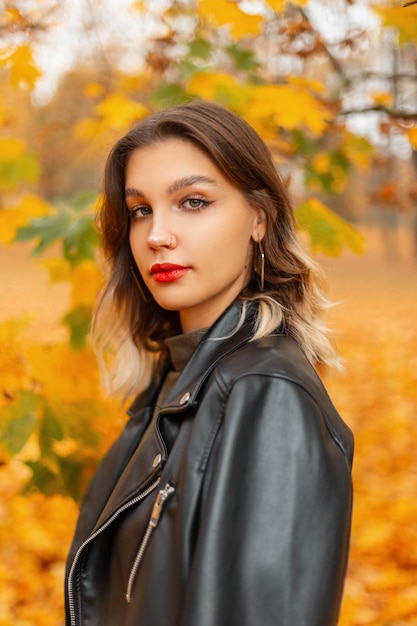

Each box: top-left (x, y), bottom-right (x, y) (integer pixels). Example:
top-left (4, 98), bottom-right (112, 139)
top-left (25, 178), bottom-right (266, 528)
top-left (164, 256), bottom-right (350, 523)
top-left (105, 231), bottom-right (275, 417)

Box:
top-left (119, 71), bottom-right (155, 94)
top-left (198, 0), bottom-right (264, 38)
top-left (0, 193), bottom-right (52, 245)
top-left (295, 197), bottom-right (365, 255)
top-left (407, 127), bottom-right (417, 149)
top-left (375, 6), bottom-right (417, 45)
top-left (38, 257), bottom-right (72, 284)
top-left (342, 133), bottom-right (372, 170)
top-left (246, 84), bottom-right (331, 136)
top-left (371, 91), bottom-right (393, 107)
top-left (0, 320), bottom-right (31, 412)
top-left (3, 7), bottom-right (32, 29)
top-left (70, 260), bottom-right (103, 308)
top-left (264, 0), bottom-right (286, 10)
top-left (83, 82), bottom-right (105, 98)
top-left (27, 343), bottom-right (99, 404)
top-left (0, 136), bottom-right (26, 160)
top-left (74, 117), bottom-right (104, 142)
top-left (1, 44), bottom-right (41, 90)
top-left (96, 94), bottom-right (148, 131)
top-left (188, 71), bottom-right (239, 100)
top-left (287, 74), bottom-right (326, 94)
top-left (311, 152), bottom-right (331, 174)
top-left (187, 73), bottom-right (253, 117)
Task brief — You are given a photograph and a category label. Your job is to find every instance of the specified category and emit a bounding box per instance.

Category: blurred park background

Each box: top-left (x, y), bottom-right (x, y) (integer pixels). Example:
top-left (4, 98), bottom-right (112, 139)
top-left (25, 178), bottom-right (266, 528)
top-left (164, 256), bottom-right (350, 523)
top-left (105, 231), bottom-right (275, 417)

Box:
top-left (0, 1), bottom-right (416, 624)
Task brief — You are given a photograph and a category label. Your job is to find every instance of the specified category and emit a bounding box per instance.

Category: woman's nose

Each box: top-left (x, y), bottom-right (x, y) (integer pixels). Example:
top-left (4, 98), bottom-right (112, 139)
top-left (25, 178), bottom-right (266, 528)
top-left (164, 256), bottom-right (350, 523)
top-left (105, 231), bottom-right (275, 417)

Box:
top-left (147, 228), bottom-right (177, 250)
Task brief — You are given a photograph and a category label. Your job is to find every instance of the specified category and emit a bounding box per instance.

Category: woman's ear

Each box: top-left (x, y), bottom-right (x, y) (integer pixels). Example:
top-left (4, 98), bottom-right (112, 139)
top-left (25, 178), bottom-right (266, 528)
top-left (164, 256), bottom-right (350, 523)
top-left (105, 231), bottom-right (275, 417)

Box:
top-left (251, 207), bottom-right (267, 242)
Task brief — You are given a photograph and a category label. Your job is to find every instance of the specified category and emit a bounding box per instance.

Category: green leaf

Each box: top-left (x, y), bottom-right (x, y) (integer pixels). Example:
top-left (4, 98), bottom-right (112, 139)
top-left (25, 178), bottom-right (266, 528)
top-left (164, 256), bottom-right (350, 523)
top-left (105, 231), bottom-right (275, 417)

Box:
top-left (39, 399), bottom-right (103, 500)
top-left (226, 43), bottom-right (260, 72)
top-left (39, 403), bottom-right (65, 458)
top-left (0, 391), bottom-right (41, 455)
top-left (71, 191), bottom-right (98, 213)
top-left (0, 151), bottom-right (40, 191)
top-left (295, 198), bottom-right (365, 256)
top-left (305, 167), bottom-right (336, 195)
top-left (188, 37), bottom-right (212, 60)
top-left (58, 454), bottom-right (92, 501)
top-left (331, 149), bottom-right (350, 173)
top-left (152, 83), bottom-right (189, 106)
top-left (178, 60), bottom-right (202, 79)
top-left (15, 202), bottom-right (98, 266)
top-left (15, 211), bottom-right (70, 251)
top-left (24, 460), bottom-right (61, 496)
top-left (51, 400), bottom-right (101, 452)
top-left (292, 129), bottom-right (318, 158)
top-left (62, 214), bottom-right (99, 266)
top-left (62, 305), bottom-right (92, 350)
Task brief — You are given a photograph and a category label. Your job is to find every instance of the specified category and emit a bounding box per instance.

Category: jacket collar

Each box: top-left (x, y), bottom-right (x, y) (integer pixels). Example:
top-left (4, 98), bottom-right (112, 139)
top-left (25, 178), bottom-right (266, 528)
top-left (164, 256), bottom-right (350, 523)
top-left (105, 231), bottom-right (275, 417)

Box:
top-left (128, 301), bottom-right (257, 418)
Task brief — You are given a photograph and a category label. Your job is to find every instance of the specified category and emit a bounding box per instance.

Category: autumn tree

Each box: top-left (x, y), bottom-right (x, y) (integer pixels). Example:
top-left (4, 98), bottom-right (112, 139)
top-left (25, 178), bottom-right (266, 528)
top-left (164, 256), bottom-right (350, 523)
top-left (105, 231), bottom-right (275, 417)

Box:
top-left (2, 0), bottom-right (417, 529)
top-left (0, 1), bottom-right (417, 623)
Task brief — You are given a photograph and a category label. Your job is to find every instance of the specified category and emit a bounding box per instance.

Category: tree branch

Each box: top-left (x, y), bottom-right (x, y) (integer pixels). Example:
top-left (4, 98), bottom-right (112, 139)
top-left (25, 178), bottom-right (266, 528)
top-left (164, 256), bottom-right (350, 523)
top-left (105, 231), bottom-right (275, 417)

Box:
top-left (355, 71), bottom-right (417, 82)
top-left (340, 105), bottom-right (417, 120)
top-left (297, 6), bottom-right (348, 85)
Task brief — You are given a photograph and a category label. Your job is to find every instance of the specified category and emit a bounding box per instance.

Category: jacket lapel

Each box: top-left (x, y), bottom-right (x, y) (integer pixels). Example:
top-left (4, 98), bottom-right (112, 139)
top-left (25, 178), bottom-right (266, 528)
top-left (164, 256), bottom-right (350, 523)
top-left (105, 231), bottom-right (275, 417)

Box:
top-left (83, 302), bottom-right (257, 535)
top-left (159, 301), bottom-right (257, 415)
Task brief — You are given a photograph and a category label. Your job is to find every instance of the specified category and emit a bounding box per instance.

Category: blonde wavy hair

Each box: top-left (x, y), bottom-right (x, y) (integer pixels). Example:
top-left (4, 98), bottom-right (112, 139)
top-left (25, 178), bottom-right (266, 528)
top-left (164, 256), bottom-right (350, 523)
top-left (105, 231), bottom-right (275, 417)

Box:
top-left (92, 99), bottom-right (339, 400)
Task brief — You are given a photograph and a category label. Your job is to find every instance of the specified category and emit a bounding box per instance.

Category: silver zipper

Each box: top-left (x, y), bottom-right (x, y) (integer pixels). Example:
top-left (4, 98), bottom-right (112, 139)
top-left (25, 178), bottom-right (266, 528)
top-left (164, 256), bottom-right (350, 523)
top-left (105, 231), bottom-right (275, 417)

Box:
top-left (125, 482), bottom-right (176, 603)
top-left (67, 477), bottom-right (161, 626)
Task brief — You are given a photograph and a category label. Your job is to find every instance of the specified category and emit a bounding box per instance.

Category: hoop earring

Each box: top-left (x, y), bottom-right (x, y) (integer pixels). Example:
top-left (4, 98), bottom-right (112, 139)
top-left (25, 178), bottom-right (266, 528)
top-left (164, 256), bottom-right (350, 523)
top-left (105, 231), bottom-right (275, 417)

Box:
top-left (130, 265), bottom-right (153, 304)
top-left (258, 241), bottom-right (265, 292)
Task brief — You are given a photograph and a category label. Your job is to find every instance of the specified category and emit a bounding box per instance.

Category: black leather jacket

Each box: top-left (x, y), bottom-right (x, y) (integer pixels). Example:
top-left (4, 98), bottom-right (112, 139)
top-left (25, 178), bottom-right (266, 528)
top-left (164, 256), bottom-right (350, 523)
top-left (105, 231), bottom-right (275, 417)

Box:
top-left (65, 302), bottom-right (353, 626)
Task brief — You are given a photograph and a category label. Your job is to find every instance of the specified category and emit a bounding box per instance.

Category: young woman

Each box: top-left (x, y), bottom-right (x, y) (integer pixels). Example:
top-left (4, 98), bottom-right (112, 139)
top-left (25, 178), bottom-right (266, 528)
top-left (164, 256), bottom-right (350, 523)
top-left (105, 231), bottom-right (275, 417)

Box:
top-left (65, 99), bottom-right (353, 626)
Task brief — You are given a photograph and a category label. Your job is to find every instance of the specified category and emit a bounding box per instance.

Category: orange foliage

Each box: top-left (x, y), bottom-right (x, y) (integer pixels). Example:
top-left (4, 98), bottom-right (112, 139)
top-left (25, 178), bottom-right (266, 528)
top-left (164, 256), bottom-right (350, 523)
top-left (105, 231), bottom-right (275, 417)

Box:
top-left (1, 232), bottom-right (417, 624)
top-left (1, 2), bottom-right (417, 624)
top-left (323, 236), bottom-right (417, 626)
top-left (0, 489), bottom-right (78, 626)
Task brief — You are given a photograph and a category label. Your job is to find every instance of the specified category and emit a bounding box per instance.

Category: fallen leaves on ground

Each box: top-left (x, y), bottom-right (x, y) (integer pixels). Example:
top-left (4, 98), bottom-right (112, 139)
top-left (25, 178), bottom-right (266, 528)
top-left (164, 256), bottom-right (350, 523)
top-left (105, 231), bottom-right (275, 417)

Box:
top-left (1, 242), bottom-right (416, 625)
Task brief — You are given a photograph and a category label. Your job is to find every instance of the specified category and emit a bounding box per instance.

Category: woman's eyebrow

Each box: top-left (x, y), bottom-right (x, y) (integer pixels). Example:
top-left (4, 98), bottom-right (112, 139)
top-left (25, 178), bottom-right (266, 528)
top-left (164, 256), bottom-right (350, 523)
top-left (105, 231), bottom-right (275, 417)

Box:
top-left (125, 176), bottom-right (218, 200)
top-left (166, 175), bottom-right (219, 195)
top-left (125, 187), bottom-right (144, 199)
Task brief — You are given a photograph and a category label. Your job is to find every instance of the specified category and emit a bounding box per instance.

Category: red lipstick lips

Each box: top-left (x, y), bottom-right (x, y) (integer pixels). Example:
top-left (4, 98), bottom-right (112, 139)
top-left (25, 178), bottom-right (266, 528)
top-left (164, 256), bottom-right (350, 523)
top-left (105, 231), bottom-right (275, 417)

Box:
top-left (151, 263), bottom-right (190, 283)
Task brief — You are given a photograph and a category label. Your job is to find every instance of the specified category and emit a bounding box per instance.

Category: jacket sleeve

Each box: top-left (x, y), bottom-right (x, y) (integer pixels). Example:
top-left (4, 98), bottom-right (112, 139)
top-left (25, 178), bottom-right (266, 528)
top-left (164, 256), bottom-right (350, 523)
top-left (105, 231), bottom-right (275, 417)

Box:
top-left (180, 372), bottom-right (353, 626)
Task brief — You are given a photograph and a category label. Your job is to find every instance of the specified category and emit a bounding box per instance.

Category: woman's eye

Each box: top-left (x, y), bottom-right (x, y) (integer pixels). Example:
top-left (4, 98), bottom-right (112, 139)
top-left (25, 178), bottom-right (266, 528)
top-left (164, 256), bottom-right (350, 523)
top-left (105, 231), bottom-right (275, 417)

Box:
top-left (129, 205), bottom-right (152, 219)
top-left (182, 197), bottom-right (210, 210)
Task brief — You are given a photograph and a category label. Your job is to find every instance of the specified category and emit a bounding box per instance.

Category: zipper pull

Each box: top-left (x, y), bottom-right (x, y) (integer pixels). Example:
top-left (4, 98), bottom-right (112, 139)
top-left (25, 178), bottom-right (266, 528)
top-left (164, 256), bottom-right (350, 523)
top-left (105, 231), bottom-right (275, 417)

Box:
top-left (150, 482), bottom-right (175, 528)
top-left (125, 482), bottom-right (176, 604)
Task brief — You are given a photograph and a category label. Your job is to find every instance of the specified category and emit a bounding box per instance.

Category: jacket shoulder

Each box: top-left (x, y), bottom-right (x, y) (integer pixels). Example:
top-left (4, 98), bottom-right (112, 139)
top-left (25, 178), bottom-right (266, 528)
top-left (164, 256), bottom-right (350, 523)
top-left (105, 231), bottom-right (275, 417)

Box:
top-left (215, 334), bottom-right (353, 463)
top-left (217, 334), bottom-right (321, 390)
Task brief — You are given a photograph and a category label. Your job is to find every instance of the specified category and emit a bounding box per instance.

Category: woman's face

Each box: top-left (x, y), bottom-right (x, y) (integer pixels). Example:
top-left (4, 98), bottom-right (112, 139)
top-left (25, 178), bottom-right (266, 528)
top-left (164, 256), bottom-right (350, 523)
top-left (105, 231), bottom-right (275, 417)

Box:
top-left (126, 138), bottom-right (265, 332)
